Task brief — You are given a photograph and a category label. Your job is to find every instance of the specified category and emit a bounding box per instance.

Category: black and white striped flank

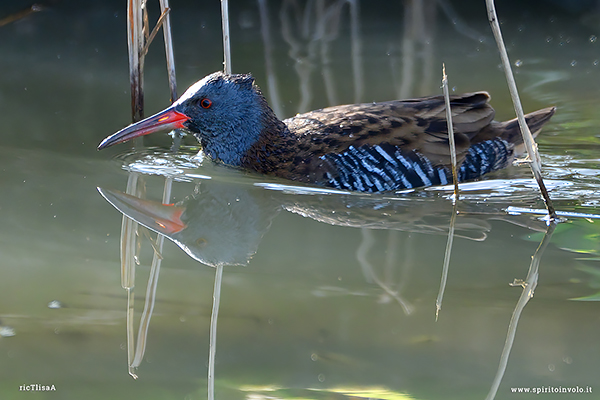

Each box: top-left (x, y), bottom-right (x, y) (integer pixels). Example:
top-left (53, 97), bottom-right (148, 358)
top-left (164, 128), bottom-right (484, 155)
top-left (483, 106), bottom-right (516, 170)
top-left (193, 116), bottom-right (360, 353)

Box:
top-left (320, 139), bottom-right (512, 193)
top-left (457, 138), bottom-right (512, 181)
top-left (320, 143), bottom-right (451, 192)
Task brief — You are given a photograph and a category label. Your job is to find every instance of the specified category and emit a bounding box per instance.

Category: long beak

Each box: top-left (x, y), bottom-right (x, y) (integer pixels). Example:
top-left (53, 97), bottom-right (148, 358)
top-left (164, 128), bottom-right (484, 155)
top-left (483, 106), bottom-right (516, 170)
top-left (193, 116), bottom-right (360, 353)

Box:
top-left (97, 187), bottom-right (187, 235)
top-left (97, 107), bottom-right (190, 150)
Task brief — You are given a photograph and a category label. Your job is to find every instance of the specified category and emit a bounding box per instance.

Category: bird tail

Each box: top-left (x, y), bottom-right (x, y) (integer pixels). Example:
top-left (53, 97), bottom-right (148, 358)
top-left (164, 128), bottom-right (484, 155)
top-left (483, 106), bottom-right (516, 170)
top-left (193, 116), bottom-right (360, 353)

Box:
top-left (494, 106), bottom-right (556, 156)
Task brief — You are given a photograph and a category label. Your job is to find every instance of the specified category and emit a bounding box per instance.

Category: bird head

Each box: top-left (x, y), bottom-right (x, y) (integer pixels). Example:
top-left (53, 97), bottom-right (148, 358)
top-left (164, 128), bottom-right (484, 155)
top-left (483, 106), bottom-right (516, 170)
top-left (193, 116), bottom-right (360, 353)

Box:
top-left (98, 72), bottom-right (275, 166)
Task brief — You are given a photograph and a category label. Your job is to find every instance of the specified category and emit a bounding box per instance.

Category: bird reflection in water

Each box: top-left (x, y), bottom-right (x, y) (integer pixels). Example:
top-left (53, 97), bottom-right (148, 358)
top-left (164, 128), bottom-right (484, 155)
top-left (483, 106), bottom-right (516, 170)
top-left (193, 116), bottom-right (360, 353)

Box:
top-left (100, 181), bottom-right (279, 267)
top-left (99, 177), bottom-right (498, 272)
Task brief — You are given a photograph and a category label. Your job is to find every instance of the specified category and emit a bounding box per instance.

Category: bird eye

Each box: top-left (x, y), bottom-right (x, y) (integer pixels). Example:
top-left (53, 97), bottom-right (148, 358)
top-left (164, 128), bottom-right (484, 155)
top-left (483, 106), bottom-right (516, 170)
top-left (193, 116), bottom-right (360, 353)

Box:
top-left (200, 98), bottom-right (212, 109)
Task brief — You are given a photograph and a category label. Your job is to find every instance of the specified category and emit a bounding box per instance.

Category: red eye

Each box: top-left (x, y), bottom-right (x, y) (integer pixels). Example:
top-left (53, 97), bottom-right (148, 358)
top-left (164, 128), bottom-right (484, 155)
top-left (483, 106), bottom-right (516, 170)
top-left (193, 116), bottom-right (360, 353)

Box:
top-left (200, 98), bottom-right (212, 109)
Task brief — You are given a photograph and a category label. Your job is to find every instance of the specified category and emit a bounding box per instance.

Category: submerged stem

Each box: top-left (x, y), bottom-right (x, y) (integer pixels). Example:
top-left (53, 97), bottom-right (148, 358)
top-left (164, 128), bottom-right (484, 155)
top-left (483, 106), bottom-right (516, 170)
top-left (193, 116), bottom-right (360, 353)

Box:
top-left (435, 200), bottom-right (458, 320)
top-left (208, 264), bottom-right (224, 400)
top-left (485, 221), bottom-right (557, 400)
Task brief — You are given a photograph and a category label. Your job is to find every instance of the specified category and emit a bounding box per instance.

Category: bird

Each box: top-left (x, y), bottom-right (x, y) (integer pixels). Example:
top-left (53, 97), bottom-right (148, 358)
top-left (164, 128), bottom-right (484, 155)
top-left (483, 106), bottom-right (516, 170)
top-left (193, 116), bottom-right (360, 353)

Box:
top-left (98, 71), bottom-right (556, 193)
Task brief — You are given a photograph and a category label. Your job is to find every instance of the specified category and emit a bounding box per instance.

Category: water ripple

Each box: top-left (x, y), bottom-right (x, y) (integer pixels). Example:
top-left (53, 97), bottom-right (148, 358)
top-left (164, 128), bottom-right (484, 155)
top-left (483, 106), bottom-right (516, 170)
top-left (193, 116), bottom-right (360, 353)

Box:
top-left (110, 148), bottom-right (600, 208)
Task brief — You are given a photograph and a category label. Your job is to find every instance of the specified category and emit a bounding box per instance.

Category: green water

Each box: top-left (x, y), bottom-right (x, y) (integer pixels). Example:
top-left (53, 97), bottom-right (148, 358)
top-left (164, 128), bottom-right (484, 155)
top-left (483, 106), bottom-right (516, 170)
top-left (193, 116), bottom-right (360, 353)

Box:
top-left (1, 1), bottom-right (600, 399)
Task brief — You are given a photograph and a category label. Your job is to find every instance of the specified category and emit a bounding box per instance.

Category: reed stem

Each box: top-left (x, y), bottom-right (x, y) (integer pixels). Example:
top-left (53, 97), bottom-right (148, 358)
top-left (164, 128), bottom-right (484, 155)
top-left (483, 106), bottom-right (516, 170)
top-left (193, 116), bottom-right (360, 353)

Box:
top-left (441, 64), bottom-right (459, 198)
top-left (208, 3), bottom-right (232, 398)
top-left (221, 0), bottom-right (231, 74)
top-left (123, 1), bottom-right (145, 379)
top-left (485, 0), bottom-right (557, 222)
top-left (158, 0), bottom-right (177, 102)
top-left (435, 64), bottom-right (459, 320)
top-left (122, 0), bottom-right (180, 379)
top-left (127, 0), bottom-right (145, 124)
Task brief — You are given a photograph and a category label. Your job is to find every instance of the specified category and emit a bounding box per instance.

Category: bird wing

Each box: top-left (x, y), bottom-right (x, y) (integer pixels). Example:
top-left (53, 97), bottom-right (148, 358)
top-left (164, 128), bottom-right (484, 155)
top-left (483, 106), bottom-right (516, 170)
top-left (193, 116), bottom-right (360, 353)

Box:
top-left (284, 91), bottom-right (495, 168)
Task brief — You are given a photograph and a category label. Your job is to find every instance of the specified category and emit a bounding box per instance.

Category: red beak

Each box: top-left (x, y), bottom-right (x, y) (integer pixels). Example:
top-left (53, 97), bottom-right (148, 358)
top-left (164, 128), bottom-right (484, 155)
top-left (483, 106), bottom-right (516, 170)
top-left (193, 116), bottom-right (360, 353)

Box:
top-left (98, 107), bottom-right (190, 150)
top-left (97, 187), bottom-right (187, 235)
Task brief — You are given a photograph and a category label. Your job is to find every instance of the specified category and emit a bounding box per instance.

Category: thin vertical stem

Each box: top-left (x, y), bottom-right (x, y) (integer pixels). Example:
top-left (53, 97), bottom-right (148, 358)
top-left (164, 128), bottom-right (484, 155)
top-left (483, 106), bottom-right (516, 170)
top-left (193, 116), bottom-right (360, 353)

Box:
top-left (436, 64), bottom-right (459, 320)
top-left (121, 173), bottom-right (140, 290)
top-left (485, 221), bottom-right (557, 400)
top-left (124, 0), bottom-right (145, 379)
top-left (442, 64), bottom-right (459, 197)
top-left (208, 3), bottom-right (231, 398)
top-left (128, 2), bottom-right (180, 367)
top-left (158, 0), bottom-right (177, 102)
top-left (131, 235), bottom-right (163, 369)
top-left (123, 0), bottom-right (180, 379)
top-left (208, 264), bottom-right (224, 400)
top-left (128, 0), bottom-right (145, 124)
top-left (485, 0), bottom-right (556, 221)
top-left (131, 179), bottom-right (173, 369)
top-left (221, 0), bottom-right (231, 74)
top-left (126, 288), bottom-right (138, 379)
top-left (435, 200), bottom-right (457, 320)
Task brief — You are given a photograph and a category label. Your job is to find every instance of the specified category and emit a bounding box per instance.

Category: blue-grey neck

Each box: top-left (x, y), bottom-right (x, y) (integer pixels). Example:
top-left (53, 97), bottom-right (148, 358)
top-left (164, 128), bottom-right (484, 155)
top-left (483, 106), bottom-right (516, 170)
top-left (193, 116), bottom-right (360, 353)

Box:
top-left (193, 110), bottom-right (264, 166)
top-left (174, 72), bottom-right (282, 167)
